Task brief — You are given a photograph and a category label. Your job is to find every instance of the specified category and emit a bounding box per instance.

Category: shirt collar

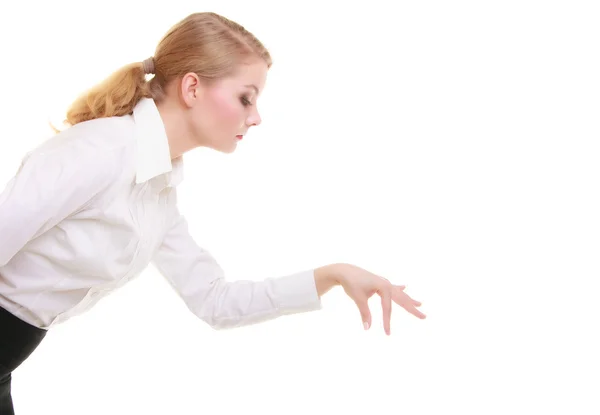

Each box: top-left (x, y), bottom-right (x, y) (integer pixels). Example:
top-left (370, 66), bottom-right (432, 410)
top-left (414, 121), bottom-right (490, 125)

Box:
top-left (132, 97), bottom-right (183, 187)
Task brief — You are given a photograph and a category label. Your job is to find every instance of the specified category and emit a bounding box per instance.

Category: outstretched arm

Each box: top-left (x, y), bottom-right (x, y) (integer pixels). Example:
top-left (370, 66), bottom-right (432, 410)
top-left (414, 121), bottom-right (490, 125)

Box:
top-left (152, 212), bottom-right (324, 329)
top-left (153, 210), bottom-right (426, 333)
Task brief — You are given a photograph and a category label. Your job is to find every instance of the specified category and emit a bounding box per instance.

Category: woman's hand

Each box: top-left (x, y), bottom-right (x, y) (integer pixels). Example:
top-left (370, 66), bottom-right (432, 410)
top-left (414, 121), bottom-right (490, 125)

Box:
top-left (315, 263), bottom-right (426, 335)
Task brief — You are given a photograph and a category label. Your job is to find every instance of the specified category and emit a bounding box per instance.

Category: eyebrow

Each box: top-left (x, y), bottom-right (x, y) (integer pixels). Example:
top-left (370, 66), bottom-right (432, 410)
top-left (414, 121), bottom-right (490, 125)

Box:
top-left (245, 84), bottom-right (259, 94)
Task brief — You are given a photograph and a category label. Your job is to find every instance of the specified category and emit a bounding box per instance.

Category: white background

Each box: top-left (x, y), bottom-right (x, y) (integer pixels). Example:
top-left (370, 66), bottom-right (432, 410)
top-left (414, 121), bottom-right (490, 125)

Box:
top-left (1, 1), bottom-right (599, 414)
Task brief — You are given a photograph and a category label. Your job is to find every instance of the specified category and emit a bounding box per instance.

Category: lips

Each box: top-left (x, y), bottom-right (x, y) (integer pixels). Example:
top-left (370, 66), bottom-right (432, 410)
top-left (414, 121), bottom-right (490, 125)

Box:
top-left (236, 135), bottom-right (243, 140)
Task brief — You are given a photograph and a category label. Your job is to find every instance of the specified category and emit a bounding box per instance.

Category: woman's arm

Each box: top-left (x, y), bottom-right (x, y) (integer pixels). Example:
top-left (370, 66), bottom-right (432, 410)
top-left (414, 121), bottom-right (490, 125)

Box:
top-left (151, 212), bottom-right (324, 330)
top-left (152, 211), bottom-right (426, 334)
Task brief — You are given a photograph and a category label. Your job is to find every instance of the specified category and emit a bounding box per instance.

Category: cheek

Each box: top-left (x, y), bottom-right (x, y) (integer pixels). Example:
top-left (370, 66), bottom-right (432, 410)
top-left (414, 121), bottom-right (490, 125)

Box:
top-left (210, 91), bottom-right (244, 127)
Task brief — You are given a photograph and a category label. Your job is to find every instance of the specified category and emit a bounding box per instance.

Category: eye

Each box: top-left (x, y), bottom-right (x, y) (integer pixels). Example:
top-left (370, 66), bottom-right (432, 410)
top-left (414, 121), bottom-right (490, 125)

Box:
top-left (241, 96), bottom-right (252, 107)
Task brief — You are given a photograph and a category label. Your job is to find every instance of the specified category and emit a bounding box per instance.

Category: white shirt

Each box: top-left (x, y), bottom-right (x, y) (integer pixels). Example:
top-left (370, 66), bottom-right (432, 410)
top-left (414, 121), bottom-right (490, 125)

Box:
top-left (0, 98), bottom-right (322, 330)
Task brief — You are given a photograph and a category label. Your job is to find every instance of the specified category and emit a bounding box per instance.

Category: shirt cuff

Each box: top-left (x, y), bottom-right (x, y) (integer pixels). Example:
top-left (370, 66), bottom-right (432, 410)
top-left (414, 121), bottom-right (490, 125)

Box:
top-left (273, 269), bottom-right (322, 314)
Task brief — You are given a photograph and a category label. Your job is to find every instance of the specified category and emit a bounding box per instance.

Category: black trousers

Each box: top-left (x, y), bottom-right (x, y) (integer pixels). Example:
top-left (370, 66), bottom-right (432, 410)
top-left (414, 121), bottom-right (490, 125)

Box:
top-left (0, 307), bottom-right (47, 415)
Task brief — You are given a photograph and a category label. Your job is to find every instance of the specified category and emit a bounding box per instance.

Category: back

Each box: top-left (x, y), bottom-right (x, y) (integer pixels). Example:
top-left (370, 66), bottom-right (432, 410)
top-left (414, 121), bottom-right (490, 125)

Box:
top-left (0, 114), bottom-right (154, 328)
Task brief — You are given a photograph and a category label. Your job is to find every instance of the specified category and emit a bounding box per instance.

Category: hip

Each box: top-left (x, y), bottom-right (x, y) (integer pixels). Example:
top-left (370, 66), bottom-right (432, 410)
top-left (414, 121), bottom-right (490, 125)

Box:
top-left (0, 306), bottom-right (47, 375)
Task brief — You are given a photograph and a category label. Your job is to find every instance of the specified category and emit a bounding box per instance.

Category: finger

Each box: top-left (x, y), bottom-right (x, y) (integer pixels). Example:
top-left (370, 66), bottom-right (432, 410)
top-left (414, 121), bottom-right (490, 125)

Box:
top-left (393, 287), bottom-right (419, 305)
top-left (380, 286), bottom-right (393, 335)
top-left (405, 305), bottom-right (427, 319)
top-left (392, 290), bottom-right (426, 318)
top-left (355, 297), bottom-right (372, 330)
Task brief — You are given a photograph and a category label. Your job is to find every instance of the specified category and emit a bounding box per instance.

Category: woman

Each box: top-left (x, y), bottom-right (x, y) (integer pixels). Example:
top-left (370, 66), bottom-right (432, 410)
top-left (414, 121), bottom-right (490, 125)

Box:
top-left (0, 12), bottom-right (425, 413)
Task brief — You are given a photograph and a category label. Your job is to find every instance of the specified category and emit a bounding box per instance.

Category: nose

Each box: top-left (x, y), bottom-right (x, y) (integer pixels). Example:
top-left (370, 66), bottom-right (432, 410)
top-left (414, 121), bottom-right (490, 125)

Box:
top-left (246, 109), bottom-right (262, 127)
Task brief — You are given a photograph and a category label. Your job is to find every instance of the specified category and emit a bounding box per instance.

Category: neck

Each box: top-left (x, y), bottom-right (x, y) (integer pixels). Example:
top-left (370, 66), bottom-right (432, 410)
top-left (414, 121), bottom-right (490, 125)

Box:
top-left (155, 99), bottom-right (198, 160)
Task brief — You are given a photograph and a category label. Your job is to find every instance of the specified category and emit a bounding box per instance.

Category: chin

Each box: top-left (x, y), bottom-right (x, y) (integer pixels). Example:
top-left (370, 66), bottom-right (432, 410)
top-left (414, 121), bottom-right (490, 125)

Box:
top-left (211, 143), bottom-right (237, 154)
top-left (198, 139), bottom-right (231, 153)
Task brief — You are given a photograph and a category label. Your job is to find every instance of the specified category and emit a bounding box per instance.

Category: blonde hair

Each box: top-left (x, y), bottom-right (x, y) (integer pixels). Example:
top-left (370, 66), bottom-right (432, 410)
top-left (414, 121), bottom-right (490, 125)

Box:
top-left (62, 12), bottom-right (272, 127)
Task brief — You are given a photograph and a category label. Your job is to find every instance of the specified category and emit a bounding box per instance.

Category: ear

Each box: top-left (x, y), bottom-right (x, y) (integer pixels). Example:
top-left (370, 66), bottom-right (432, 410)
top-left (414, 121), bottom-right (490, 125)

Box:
top-left (179, 72), bottom-right (203, 108)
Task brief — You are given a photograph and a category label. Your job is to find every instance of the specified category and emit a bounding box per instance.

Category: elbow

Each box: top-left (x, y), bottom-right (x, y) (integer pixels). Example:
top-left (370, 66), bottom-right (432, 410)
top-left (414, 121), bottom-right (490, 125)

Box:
top-left (207, 319), bottom-right (241, 331)
top-left (197, 312), bottom-right (245, 331)
top-left (192, 303), bottom-right (270, 331)
top-left (186, 283), bottom-right (242, 330)
top-left (204, 315), bottom-right (270, 331)
top-left (184, 277), bottom-right (274, 330)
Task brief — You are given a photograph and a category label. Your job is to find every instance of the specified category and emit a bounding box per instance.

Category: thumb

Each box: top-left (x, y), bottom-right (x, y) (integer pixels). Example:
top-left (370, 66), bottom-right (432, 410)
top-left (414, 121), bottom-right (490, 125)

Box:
top-left (355, 297), bottom-right (372, 330)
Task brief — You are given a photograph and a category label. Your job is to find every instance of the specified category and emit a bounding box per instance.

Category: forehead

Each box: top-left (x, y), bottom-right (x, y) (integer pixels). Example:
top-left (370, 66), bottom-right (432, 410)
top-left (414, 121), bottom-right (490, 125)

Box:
top-left (220, 60), bottom-right (269, 93)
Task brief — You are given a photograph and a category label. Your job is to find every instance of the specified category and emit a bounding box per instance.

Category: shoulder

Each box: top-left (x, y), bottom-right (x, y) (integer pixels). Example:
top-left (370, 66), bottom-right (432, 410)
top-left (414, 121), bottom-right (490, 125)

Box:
top-left (18, 115), bottom-right (137, 189)
top-left (31, 115), bottom-right (135, 157)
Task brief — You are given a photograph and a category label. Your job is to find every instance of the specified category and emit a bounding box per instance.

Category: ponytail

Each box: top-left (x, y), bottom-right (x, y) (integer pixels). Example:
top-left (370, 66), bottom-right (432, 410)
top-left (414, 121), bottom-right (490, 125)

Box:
top-left (63, 61), bottom-right (152, 127)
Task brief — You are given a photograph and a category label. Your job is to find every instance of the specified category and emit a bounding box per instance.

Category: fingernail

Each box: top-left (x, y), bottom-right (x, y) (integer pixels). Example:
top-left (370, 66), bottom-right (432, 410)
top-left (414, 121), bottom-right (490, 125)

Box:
top-left (364, 321), bottom-right (370, 330)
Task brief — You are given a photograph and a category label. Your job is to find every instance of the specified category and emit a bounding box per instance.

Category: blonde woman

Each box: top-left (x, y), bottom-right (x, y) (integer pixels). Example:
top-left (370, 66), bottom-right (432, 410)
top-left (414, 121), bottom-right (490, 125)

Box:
top-left (0, 12), bottom-right (425, 413)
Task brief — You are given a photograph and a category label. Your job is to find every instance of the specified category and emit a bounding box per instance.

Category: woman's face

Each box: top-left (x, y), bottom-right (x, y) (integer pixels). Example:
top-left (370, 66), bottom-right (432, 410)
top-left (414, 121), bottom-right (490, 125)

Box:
top-left (185, 60), bottom-right (268, 153)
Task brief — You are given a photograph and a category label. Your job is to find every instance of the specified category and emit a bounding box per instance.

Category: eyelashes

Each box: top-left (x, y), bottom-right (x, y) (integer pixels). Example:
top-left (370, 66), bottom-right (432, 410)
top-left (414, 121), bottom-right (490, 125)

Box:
top-left (241, 96), bottom-right (252, 107)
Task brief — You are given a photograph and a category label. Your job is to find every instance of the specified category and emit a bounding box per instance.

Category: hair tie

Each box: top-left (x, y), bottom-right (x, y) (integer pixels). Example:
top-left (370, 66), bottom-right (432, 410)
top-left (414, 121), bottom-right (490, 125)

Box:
top-left (142, 57), bottom-right (155, 75)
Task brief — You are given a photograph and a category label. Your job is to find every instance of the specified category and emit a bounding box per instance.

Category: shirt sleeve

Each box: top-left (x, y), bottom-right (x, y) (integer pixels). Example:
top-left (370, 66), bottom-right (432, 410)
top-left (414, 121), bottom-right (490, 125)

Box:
top-left (151, 211), bottom-right (322, 330)
top-left (0, 145), bottom-right (118, 267)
